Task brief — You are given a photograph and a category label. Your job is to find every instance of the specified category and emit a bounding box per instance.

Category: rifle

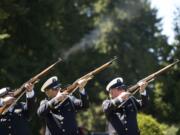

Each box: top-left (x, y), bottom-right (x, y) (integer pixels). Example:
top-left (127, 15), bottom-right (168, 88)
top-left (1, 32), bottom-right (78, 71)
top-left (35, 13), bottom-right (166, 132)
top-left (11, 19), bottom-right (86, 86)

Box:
top-left (58, 57), bottom-right (117, 106)
top-left (0, 58), bottom-right (62, 115)
top-left (118, 59), bottom-right (180, 108)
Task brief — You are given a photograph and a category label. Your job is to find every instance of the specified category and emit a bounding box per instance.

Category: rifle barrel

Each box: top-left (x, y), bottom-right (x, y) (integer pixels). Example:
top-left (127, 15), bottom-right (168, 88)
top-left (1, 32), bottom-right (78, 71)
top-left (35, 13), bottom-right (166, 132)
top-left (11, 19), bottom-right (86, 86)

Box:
top-left (0, 58), bottom-right (62, 115)
top-left (128, 59), bottom-right (179, 92)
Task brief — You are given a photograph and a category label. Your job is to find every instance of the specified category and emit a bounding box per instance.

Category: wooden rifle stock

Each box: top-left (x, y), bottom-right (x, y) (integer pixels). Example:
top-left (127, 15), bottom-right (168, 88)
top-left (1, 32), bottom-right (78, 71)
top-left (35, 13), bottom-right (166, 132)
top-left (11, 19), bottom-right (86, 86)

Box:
top-left (76, 56), bottom-right (118, 84)
top-left (0, 58), bottom-right (62, 115)
top-left (59, 57), bottom-right (117, 105)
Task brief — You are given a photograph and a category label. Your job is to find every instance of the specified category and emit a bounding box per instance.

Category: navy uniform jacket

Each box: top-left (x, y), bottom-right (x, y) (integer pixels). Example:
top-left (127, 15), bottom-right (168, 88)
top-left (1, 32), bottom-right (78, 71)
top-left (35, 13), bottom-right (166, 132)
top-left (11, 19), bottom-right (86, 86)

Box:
top-left (37, 92), bottom-right (89, 135)
top-left (102, 94), bottom-right (148, 135)
top-left (0, 96), bottom-right (35, 135)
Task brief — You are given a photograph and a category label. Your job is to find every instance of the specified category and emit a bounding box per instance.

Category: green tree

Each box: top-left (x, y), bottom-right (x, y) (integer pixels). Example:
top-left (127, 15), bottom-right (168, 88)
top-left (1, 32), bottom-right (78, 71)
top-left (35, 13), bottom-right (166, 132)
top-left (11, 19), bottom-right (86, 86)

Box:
top-left (138, 113), bottom-right (167, 135)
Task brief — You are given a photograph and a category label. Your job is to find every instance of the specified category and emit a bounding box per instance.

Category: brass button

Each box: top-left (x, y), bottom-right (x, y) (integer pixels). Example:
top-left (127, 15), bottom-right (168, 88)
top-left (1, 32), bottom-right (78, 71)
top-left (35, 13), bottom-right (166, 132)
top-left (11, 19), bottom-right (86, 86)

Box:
top-left (8, 126), bottom-right (11, 129)
top-left (62, 129), bottom-right (66, 132)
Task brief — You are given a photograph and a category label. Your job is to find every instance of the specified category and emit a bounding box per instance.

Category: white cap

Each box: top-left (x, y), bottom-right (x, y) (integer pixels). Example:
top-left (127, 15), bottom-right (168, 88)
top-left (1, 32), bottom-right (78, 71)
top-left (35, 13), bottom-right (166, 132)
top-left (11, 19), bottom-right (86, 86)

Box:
top-left (106, 77), bottom-right (124, 92)
top-left (0, 87), bottom-right (10, 97)
top-left (41, 76), bottom-right (61, 92)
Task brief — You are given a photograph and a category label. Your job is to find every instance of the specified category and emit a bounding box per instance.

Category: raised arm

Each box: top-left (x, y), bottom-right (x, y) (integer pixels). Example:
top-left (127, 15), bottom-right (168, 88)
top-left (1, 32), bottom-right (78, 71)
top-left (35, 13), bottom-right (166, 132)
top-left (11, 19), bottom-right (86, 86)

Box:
top-left (37, 91), bottom-right (67, 117)
top-left (102, 96), bottom-right (124, 116)
top-left (22, 88), bottom-right (36, 119)
top-left (70, 88), bottom-right (89, 110)
top-left (37, 99), bottom-right (52, 117)
top-left (131, 91), bottom-right (149, 110)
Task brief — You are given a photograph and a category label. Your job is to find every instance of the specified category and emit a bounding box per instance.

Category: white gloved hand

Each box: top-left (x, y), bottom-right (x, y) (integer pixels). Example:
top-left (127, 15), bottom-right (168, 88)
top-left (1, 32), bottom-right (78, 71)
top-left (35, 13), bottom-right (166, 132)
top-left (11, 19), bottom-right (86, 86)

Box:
top-left (2, 96), bottom-right (15, 105)
top-left (24, 83), bottom-right (34, 92)
top-left (137, 81), bottom-right (148, 93)
top-left (55, 91), bottom-right (67, 102)
top-left (117, 92), bottom-right (130, 102)
top-left (77, 79), bottom-right (89, 91)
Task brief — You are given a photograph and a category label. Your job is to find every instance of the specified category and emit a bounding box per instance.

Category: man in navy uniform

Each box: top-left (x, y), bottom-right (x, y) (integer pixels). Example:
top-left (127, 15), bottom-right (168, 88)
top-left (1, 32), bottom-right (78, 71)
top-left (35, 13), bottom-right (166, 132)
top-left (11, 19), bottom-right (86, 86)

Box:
top-left (102, 77), bottom-right (149, 135)
top-left (0, 83), bottom-right (36, 135)
top-left (37, 76), bottom-right (89, 135)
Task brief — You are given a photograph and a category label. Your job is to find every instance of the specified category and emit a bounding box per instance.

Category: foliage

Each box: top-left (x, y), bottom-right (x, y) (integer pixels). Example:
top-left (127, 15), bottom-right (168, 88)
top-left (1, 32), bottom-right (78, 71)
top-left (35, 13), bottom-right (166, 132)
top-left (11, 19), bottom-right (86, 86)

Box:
top-left (165, 125), bottom-right (179, 135)
top-left (138, 113), bottom-right (167, 135)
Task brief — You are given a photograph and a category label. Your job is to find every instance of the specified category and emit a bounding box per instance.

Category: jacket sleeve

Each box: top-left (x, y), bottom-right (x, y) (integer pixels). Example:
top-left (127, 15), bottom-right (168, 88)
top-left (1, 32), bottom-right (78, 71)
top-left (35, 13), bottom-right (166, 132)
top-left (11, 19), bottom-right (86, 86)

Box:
top-left (22, 94), bottom-right (36, 120)
top-left (70, 91), bottom-right (89, 111)
top-left (37, 98), bottom-right (59, 117)
top-left (102, 92), bottom-right (149, 116)
top-left (102, 97), bottom-right (124, 116)
top-left (132, 94), bottom-right (149, 110)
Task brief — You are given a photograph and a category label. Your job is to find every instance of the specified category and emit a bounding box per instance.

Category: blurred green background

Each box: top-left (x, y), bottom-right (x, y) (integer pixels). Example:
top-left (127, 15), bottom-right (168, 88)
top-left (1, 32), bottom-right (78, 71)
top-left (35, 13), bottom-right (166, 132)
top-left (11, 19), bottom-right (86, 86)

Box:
top-left (0, 0), bottom-right (180, 134)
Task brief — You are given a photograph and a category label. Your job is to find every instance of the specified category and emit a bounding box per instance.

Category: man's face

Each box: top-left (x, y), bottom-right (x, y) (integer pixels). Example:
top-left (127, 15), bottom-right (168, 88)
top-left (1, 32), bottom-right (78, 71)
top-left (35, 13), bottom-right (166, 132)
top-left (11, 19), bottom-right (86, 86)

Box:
top-left (44, 88), bottom-right (58, 99)
top-left (109, 87), bottom-right (125, 99)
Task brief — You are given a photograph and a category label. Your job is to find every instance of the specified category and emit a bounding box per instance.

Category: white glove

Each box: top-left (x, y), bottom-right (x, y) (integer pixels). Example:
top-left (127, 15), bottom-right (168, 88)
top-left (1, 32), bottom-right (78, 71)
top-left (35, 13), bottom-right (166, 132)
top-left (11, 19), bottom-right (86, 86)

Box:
top-left (137, 81), bottom-right (148, 93)
top-left (117, 92), bottom-right (130, 102)
top-left (77, 79), bottom-right (88, 91)
top-left (24, 83), bottom-right (34, 92)
top-left (55, 91), bottom-right (67, 102)
top-left (2, 96), bottom-right (15, 105)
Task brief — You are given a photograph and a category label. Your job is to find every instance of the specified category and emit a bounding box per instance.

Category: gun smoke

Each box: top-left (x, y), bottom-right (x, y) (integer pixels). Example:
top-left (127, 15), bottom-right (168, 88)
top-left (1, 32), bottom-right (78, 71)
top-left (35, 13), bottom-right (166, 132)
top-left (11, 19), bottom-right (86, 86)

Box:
top-left (62, 0), bottom-right (144, 60)
top-left (62, 28), bottom-right (101, 60)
